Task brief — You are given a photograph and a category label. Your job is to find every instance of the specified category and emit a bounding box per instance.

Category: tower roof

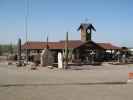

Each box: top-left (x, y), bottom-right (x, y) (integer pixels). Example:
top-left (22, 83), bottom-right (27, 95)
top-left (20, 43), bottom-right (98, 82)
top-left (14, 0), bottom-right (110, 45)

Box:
top-left (78, 23), bottom-right (96, 31)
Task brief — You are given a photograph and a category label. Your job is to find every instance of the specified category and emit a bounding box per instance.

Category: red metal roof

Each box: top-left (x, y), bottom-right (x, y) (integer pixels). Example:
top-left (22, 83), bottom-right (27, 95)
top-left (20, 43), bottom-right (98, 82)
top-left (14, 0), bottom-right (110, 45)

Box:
top-left (22, 40), bottom-right (121, 50)
top-left (97, 43), bottom-right (121, 50)
top-left (22, 40), bottom-right (83, 50)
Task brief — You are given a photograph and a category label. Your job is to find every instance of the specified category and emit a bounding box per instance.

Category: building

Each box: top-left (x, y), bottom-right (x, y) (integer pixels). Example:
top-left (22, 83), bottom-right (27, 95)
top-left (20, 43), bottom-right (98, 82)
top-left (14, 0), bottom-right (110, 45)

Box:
top-left (128, 48), bottom-right (133, 55)
top-left (22, 23), bottom-right (121, 63)
top-left (22, 40), bottom-right (121, 64)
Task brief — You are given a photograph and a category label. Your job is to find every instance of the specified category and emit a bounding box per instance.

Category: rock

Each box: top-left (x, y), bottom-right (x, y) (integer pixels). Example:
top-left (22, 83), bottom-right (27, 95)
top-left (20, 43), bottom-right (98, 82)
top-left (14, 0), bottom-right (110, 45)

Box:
top-left (16, 62), bottom-right (22, 67)
top-left (30, 63), bottom-right (37, 70)
top-left (48, 66), bottom-right (53, 69)
top-left (31, 66), bottom-right (37, 70)
top-left (8, 61), bottom-right (13, 65)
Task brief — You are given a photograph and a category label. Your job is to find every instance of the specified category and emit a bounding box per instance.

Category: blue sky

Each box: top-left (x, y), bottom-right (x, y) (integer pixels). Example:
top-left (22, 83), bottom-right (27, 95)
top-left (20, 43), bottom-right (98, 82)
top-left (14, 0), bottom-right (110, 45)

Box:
top-left (0, 0), bottom-right (133, 47)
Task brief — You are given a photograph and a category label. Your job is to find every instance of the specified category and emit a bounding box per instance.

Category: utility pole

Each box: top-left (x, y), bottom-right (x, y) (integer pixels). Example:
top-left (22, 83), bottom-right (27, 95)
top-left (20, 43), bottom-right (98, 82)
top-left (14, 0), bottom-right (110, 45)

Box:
top-left (25, 0), bottom-right (29, 63)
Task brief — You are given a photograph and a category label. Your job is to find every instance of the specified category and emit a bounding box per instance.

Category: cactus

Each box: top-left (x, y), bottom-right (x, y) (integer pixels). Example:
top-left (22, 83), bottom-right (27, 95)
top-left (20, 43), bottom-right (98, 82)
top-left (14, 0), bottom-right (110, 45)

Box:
top-left (17, 38), bottom-right (22, 66)
top-left (68, 48), bottom-right (74, 62)
top-left (64, 32), bottom-right (68, 69)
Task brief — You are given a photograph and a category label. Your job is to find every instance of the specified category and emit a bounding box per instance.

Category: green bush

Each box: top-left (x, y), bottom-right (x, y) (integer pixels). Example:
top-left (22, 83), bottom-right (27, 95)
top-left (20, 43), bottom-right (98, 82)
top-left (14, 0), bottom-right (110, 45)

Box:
top-left (0, 45), bottom-right (2, 56)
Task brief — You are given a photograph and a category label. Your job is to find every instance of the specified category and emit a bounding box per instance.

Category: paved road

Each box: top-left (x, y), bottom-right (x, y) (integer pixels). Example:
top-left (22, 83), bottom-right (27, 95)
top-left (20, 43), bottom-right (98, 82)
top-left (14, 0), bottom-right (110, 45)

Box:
top-left (0, 63), bottom-right (133, 100)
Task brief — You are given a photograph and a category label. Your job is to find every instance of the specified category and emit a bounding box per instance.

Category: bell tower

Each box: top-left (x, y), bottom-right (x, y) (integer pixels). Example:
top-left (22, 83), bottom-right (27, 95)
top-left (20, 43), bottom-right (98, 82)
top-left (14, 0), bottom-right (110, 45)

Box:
top-left (78, 23), bottom-right (96, 42)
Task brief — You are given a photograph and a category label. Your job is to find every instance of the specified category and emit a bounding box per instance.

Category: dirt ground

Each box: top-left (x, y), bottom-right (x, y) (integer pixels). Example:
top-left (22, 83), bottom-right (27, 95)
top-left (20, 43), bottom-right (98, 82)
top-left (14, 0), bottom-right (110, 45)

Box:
top-left (0, 62), bottom-right (133, 100)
